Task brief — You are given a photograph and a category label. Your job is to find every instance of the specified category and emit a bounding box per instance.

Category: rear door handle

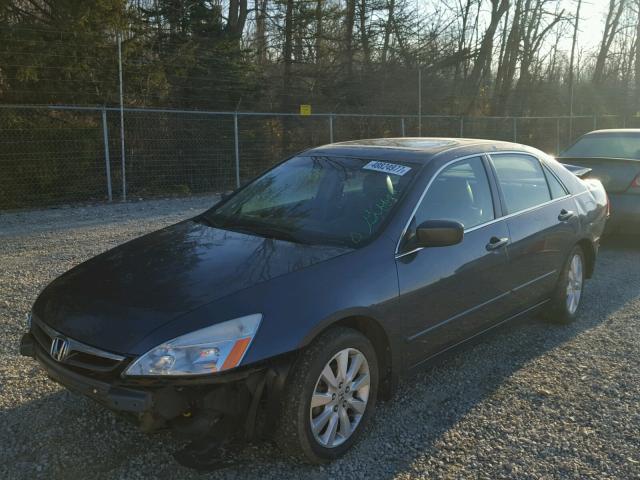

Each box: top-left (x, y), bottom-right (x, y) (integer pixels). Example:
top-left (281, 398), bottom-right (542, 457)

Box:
top-left (486, 236), bottom-right (509, 251)
top-left (558, 209), bottom-right (575, 221)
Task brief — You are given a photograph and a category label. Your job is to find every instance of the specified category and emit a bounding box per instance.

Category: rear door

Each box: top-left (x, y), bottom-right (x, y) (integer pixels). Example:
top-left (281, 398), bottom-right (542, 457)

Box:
top-left (489, 153), bottom-right (578, 308)
top-left (395, 156), bottom-right (514, 368)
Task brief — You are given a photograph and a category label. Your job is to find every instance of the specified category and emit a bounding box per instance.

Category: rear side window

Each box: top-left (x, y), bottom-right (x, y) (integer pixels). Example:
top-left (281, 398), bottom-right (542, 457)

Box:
top-left (544, 167), bottom-right (568, 199)
top-left (491, 154), bottom-right (551, 214)
top-left (416, 156), bottom-right (495, 229)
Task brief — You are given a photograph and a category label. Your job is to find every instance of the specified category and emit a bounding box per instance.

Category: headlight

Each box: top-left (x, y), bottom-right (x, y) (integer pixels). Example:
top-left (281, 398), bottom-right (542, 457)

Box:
top-left (123, 314), bottom-right (262, 376)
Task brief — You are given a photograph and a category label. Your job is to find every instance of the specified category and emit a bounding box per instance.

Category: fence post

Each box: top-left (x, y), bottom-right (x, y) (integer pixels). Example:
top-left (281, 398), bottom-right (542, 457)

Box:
top-left (569, 116), bottom-right (573, 142)
top-left (234, 113), bottom-right (240, 189)
top-left (513, 117), bottom-right (517, 142)
top-left (556, 117), bottom-right (561, 156)
top-left (401, 117), bottom-right (405, 137)
top-left (459, 116), bottom-right (464, 137)
top-left (418, 67), bottom-right (422, 136)
top-left (593, 115), bottom-right (597, 130)
top-left (101, 108), bottom-right (113, 202)
top-left (117, 33), bottom-right (127, 201)
top-left (329, 114), bottom-right (334, 143)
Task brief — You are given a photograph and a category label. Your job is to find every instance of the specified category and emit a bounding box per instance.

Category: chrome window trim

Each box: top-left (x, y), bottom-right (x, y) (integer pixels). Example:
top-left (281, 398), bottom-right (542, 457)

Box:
top-left (394, 153), bottom-right (493, 256)
top-left (33, 316), bottom-right (125, 361)
top-left (395, 150), bottom-right (585, 259)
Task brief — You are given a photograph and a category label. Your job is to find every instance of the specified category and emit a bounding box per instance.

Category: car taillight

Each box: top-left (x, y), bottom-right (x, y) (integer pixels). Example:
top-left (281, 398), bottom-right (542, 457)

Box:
top-left (631, 174), bottom-right (640, 189)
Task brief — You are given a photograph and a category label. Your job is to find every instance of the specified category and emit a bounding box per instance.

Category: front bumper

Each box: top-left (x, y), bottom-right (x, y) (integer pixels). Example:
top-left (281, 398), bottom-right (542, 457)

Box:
top-left (20, 332), bottom-right (292, 439)
top-left (22, 332), bottom-right (153, 413)
top-left (606, 193), bottom-right (640, 234)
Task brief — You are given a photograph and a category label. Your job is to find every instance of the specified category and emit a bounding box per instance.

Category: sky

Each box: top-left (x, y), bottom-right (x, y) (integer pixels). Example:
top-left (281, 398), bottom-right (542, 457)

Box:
top-left (574, 0), bottom-right (610, 50)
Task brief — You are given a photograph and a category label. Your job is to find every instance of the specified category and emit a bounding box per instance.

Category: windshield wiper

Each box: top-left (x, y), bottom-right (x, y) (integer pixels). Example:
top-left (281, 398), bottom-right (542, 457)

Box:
top-left (240, 224), bottom-right (306, 244)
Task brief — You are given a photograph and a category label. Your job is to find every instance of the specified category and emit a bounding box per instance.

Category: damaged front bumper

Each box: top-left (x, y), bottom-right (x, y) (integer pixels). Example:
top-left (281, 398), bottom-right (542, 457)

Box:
top-left (20, 331), bottom-right (293, 468)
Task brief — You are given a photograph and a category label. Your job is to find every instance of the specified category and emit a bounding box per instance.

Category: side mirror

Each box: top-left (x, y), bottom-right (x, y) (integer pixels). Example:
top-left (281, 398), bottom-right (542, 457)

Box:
top-left (414, 220), bottom-right (464, 248)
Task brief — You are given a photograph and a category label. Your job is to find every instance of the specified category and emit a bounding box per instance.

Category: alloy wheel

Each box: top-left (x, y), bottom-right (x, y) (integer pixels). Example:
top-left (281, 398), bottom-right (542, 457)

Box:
top-left (566, 253), bottom-right (584, 315)
top-left (309, 348), bottom-right (370, 448)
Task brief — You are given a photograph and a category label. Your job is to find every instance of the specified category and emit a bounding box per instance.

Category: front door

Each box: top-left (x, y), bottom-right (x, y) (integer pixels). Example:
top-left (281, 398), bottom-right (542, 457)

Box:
top-left (395, 156), bottom-right (514, 368)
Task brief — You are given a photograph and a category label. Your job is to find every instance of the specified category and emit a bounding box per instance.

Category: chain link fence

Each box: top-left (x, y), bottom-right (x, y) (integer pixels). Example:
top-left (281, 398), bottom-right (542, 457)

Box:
top-left (0, 105), bottom-right (633, 209)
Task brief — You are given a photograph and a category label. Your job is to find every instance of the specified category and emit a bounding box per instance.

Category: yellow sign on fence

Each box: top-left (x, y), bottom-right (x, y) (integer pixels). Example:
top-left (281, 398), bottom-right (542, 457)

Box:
top-left (299, 104), bottom-right (312, 116)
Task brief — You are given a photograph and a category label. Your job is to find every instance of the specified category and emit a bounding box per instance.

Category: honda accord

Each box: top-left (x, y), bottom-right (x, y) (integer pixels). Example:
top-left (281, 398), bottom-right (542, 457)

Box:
top-left (20, 138), bottom-right (608, 468)
top-left (560, 129), bottom-right (640, 235)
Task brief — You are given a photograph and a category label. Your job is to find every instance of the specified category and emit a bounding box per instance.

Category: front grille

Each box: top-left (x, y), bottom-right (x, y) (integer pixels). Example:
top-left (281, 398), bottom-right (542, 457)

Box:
top-left (31, 315), bottom-right (127, 377)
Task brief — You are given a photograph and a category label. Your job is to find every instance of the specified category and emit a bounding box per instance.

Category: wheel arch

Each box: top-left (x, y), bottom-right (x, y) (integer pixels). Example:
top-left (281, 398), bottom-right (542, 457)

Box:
top-left (300, 312), bottom-right (398, 400)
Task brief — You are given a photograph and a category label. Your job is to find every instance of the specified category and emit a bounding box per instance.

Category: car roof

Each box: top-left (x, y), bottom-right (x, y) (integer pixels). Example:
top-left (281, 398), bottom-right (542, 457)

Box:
top-left (304, 137), bottom-right (531, 163)
top-left (583, 129), bottom-right (640, 136)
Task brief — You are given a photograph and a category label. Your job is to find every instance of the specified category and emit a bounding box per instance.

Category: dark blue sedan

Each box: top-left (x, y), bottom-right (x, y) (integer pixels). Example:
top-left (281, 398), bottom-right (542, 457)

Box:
top-left (20, 138), bottom-right (608, 468)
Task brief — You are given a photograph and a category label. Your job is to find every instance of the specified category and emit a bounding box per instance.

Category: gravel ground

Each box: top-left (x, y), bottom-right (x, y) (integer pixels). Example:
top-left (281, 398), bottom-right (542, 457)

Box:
top-left (1, 197), bottom-right (639, 479)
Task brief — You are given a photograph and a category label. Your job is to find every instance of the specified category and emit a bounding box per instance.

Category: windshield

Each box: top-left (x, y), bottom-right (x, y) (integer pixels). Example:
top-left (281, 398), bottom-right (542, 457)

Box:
top-left (562, 133), bottom-right (640, 160)
top-left (203, 156), bottom-right (417, 247)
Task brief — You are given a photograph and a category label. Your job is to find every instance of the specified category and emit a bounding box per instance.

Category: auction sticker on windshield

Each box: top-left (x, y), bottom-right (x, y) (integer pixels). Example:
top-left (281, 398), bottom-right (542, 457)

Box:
top-left (363, 161), bottom-right (412, 176)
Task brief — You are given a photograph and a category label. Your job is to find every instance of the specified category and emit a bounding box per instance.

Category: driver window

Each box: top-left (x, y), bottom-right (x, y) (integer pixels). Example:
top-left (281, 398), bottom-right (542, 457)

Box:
top-left (415, 156), bottom-right (495, 230)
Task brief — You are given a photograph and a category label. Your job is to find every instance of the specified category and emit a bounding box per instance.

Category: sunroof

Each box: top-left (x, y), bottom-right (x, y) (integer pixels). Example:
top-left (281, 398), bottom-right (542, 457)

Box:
top-left (398, 139), bottom-right (457, 149)
top-left (341, 138), bottom-right (457, 149)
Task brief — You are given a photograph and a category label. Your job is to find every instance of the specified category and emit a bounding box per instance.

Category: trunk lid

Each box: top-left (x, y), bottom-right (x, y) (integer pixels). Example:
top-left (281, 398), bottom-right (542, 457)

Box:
top-left (559, 157), bottom-right (640, 193)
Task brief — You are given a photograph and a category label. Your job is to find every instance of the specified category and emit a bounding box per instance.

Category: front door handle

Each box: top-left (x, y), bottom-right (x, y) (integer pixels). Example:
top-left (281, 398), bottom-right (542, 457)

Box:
top-left (558, 209), bottom-right (575, 221)
top-left (486, 236), bottom-right (509, 251)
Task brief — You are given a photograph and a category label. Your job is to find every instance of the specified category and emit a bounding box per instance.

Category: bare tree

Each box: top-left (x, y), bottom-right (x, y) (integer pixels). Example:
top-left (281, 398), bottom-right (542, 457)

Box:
top-left (381, 0), bottom-right (396, 64)
top-left (315, 0), bottom-right (323, 64)
top-left (344, 0), bottom-right (356, 77)
top-left (227, 0), bottom-right (249, 41)
top-left (465, 0), bottom-right (510, 113)
top-left (593, 0), bottom-right (626, 84)
top-left (255, 0), bottom-right (268, 63)
top-left (512, 0), bottom-right (565, 114)
top-left (568, 0), bottom-right (582, 117)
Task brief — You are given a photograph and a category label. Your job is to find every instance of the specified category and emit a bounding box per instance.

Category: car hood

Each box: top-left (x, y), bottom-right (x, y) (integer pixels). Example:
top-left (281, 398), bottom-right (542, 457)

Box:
top-left (33, 218), bottom-right (351, 353)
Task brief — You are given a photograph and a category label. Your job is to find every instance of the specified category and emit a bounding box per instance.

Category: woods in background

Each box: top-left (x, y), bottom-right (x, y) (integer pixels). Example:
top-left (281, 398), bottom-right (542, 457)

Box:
top-left (1, 0), bottom-right (640, 117)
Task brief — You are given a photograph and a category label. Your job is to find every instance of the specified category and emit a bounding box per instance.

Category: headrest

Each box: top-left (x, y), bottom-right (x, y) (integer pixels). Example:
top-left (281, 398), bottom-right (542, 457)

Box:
top-left (362, 173), bottom-right (394, 198)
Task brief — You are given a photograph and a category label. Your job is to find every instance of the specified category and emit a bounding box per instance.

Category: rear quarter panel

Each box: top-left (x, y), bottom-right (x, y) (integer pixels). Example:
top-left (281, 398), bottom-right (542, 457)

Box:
top-left (577, 178), bottom-right (609, 241)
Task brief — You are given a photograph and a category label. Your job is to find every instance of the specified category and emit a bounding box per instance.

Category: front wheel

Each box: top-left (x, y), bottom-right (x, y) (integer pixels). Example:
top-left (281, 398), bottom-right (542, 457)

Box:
top-left (275, 327), bottom-right (378, 463)
top-left (544, 245), bottom-right (585, 324)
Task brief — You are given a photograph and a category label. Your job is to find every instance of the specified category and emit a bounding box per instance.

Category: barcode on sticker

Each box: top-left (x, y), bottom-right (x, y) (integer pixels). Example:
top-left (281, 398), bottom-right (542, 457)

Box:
top-left (363, 161), bottom-right (411, 176)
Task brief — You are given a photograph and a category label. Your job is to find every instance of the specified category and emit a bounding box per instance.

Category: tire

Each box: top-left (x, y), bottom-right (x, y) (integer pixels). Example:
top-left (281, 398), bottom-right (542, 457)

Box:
top-left (275, 327), bottom-right (379, 463)
top-left (543, 245), bottom-right (586, 324)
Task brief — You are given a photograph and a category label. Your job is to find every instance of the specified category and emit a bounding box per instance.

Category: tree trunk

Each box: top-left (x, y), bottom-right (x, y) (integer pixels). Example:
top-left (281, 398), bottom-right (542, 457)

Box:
top-left (568, 0), bottom-right (582, 116)
top-left (593, 0), bottom-right (626, 85)
top-left (255, 0), bottom-right (267, 63)
top-left (359, 0), bottom-right (371, 70)
top-left (282, 0), bottom-right (294, 112)
top-left (382, 0), bottom-right (395, 64)
top-left (315, 0), bottom-right (323, 64)
top-left (281, 0), bottom-right (295, 152)
top-left (493, 0), bottom-right (522, 115)
top-left (344, 0), bottom-right (356, 77)
top-left (465, 0), bottom-right (510, 113)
